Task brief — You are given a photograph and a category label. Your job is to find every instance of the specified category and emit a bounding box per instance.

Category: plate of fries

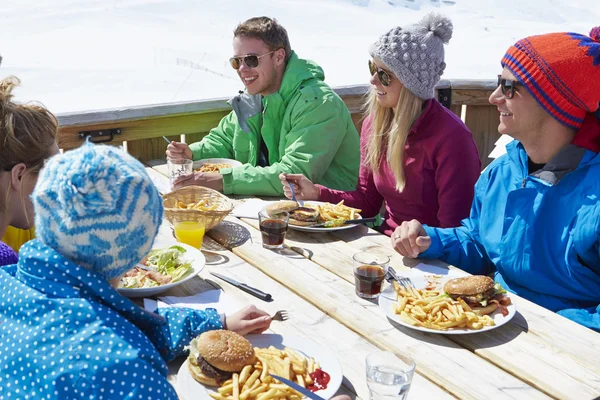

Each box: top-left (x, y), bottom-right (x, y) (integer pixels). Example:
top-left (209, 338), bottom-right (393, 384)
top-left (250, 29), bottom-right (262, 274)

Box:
top-left (378, 273), bottom-right (516, 334)
top-left (289, 201), bottom-right (363, 232)
top-left (194, 158), bottom-right (243, 173)
top-left (177, 334), bottom-right (343, 400)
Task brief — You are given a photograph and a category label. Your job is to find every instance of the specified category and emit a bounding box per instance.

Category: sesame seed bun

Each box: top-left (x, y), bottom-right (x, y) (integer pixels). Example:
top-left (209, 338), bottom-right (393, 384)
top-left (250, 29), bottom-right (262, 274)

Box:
top-left (443, 276), bottom-right (495, 296)
top-left (266, 200), bottom-right (298, 216)
top-left (196, 330), bottom-right (256, 372)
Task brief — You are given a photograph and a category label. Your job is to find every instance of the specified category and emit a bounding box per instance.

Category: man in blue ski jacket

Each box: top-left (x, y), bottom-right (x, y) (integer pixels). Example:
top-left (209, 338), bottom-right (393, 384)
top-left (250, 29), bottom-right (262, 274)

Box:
top-left (392, 26), bottom-right (600, 332)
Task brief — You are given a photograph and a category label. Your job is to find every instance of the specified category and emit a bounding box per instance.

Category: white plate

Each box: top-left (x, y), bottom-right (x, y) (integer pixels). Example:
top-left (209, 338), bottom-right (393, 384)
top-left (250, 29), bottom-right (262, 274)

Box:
top-left (193, 158), bottom-right (243, 172)
top-left (177, 334), bottom-right (343, 400)
top-left (117, 242), bottom-right (205, 298)
top-left (285, 201), bottom-right (362, 233)
top-left (378, 270), bottom-right (516, 335)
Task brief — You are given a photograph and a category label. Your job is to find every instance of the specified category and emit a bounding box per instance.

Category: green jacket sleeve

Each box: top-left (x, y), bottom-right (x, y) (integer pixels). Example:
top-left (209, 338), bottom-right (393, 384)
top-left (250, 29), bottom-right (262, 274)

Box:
top-left (222, 97), bottom-right (351, 196)
top-left (189, 111), bottom-right (236, 160)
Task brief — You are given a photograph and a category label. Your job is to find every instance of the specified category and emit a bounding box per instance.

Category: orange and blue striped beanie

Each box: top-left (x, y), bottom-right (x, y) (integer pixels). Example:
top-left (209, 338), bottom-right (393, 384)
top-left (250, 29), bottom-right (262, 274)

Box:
top-left (501, 27), bottom-right (600, 130)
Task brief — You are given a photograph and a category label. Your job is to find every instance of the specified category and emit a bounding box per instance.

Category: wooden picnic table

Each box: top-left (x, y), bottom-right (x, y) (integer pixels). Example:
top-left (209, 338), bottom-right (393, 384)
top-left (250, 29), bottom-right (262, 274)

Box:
top-left (145, 166), bottom-right (600, 400)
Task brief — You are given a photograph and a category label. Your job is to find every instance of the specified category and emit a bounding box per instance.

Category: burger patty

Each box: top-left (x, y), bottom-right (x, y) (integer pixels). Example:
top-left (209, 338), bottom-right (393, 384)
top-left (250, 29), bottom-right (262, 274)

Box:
top-left (290, 207), bottom-right (318, 222)
top-left (197, 355), bottom-right (233, 381)
top-left (449, 287), bottom-right (497, 306)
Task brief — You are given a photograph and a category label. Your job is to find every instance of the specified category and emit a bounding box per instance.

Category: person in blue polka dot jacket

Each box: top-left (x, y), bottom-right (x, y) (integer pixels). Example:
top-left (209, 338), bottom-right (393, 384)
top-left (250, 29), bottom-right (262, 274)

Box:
top-left (0, 141), bottom-right (272, 399)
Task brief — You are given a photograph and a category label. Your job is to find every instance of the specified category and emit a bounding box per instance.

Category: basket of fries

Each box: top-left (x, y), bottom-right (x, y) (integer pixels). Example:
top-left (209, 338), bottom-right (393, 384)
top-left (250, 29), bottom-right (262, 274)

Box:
top-left (162, 186), bottom-right (233, 231)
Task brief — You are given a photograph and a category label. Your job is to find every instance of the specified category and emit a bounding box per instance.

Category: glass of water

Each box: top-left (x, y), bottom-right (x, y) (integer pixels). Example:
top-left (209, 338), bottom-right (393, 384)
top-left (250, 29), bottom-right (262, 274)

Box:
top-left (366, 351), bottom-right (416, 400)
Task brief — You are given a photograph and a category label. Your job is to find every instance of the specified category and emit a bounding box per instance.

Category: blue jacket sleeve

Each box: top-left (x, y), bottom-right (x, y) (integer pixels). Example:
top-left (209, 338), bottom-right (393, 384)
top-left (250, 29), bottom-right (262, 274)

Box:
top-left (557, 306), bottom-right (600, 332)
top-left (419, 173), bottom-right (495, 276)
top-left (148, 307), bottom-right (223, 362)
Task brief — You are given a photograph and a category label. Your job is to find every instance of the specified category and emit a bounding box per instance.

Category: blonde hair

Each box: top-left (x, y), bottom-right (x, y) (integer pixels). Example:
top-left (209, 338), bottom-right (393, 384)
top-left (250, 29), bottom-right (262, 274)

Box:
top-left (0, 76), bottom-right (58, 214)
top-left (363, 86), bottom-right (424, 192)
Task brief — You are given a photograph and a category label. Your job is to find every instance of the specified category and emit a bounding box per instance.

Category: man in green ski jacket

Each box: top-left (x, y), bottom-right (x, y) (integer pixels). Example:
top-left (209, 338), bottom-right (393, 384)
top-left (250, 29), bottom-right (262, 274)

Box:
top-left (166, 16), bottom-right (360, 196)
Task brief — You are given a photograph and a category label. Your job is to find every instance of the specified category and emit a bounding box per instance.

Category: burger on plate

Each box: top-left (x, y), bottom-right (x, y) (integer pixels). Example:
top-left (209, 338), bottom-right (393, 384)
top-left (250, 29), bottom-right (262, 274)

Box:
top-left (266, 200), bottom-right (320, 226)
top-left (187, 330), bottom-right (256, 386)
top-left (443, 276), bottom-right (512, 316)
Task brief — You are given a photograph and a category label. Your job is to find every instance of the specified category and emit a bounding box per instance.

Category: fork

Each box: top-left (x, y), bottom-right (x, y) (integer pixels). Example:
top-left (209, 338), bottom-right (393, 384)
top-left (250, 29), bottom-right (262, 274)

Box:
top-left (287, 180), bottom-right (304, 207)
top-left (386, 266), bottom-right (415, 289)
top-left (271, 310), bottom-right (289, 322)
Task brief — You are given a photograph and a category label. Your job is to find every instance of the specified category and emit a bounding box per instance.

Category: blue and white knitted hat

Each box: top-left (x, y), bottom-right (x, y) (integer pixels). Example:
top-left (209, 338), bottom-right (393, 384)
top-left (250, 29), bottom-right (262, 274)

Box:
top-left (32, 142), bottom-right (164, 280)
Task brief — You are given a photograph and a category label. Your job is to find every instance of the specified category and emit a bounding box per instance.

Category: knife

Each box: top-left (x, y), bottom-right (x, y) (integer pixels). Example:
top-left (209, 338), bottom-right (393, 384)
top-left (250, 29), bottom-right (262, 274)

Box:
top-left (311, 217), bottom-right (378, 228)
top-left (210, 272), bottom-right (272, 301)
top-left (269, 374), bottom-right (325, 400)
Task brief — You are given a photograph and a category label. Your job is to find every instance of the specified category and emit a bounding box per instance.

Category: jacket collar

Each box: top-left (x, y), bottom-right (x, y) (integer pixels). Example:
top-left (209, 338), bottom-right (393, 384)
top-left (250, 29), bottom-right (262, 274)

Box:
top-left (408, 99), bottom-right (438, 136)
top-left (506, 141), bottom-right (600, 185)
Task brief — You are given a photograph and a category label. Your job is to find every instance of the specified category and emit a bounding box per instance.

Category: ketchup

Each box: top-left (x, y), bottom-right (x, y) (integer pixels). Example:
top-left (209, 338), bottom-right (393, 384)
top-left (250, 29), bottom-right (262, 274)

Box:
top-left (307, 369), bottom-right (330, 392)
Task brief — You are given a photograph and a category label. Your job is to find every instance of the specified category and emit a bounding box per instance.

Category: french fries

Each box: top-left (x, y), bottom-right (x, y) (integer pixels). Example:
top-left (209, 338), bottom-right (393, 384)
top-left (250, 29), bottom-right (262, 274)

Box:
top-left (305, 200), bottom-right (361, 225)
top-left (174, 198), bottom-right (218, 211)
top-left (393, 281), bottom-right (495, 331)
top-left (208, 346), bottom-right (321, 400)
top-left (195, 163), bottom-right (232, 173)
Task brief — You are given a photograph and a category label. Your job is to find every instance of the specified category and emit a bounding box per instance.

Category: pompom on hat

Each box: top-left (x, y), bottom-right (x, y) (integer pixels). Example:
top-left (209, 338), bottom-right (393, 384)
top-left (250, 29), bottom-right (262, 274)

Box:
top-left (369, 12), bottom-right (453, 100)
top-left (501, 26), bottom-right (600, 131)
top-left (32, 141), bottom-right (164, 280)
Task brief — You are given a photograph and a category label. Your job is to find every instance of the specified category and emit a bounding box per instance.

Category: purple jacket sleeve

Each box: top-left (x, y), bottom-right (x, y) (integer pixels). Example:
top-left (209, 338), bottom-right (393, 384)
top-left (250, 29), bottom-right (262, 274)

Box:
top-left (317, 116), bottom-right (384, 217)
top-left (433, 126), bottom-right (481, 227)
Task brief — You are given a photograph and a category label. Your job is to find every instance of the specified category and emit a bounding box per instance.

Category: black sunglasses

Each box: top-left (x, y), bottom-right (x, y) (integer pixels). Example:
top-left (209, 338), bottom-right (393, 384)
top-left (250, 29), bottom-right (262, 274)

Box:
top-left (369, 60), bottom-right (392, 87)
top-left (497, 75), bottom-right (522, 99)
top-left (229, 51), bottom-right (275, 70)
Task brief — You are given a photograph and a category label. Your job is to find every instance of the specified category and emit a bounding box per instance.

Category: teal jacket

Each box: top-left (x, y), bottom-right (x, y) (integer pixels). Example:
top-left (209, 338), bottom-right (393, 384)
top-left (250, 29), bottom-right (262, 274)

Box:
top-left (421, 141), bottom-right (600, 332)
top-left (190, 52), bottom-right (360, 196)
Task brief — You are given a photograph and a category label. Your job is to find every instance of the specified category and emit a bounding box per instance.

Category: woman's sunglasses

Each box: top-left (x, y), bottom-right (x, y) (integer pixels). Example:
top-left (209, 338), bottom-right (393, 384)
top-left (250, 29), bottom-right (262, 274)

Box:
top-left (497, 75), bottom-right (522, 99)
top-left (229, 51), bottom-right (275, 70)
top-left (368, 60), bottom-right (392, 87)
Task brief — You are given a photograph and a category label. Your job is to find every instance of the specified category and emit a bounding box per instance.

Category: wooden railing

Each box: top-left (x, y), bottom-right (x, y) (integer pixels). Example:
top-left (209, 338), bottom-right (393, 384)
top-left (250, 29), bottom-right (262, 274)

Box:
top-left (57, 79), bottom-right (501, 168)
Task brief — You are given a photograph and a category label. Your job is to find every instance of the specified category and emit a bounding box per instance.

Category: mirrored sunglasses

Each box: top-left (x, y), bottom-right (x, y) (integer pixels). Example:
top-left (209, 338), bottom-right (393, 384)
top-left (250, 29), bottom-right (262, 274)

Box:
top-left (230, 51), bottom-right (276, 70)
top-left (368, 60), bottom-right (392, 87)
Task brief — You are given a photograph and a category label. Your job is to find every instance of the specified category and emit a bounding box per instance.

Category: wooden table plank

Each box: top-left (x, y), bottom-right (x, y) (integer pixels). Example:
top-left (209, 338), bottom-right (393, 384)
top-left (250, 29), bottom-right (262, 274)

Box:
top-left (207, 217), bottom-right (549, 400)
top-left (234, 216), bottom-right (600, 399)
top-left (153, 225), bottom-right (453, 400)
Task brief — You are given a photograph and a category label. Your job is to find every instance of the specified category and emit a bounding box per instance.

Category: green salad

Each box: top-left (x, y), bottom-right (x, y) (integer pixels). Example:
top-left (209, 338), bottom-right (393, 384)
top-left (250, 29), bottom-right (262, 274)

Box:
top-left (121, 245), bottom-right (193, 289)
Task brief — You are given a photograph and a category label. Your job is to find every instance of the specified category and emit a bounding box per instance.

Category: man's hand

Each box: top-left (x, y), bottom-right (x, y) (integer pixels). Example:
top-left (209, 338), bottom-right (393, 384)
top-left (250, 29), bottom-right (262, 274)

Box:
top-left (225, 305), bottom-right (272, 336)
top-left (391, 219), bottom-right (432, 258)
top-left (279, 173), bottom-right (320, 200)
top-left (166, 141), bottom-right (193, 161)
top-left (173, 171), bottom-right (224, 192)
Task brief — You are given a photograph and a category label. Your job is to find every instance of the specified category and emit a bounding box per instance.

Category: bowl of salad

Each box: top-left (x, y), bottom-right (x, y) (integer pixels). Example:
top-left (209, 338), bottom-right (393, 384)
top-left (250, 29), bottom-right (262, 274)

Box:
top-left (118, 243), bottom-right (205, 298)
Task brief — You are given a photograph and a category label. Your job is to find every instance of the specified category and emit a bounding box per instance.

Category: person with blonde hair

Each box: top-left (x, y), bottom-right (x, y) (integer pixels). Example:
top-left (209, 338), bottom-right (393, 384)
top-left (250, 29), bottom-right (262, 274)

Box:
top-left (0, 76), bottom-right (59, 265)
top-left (280, 13), bottom-right (480, 236)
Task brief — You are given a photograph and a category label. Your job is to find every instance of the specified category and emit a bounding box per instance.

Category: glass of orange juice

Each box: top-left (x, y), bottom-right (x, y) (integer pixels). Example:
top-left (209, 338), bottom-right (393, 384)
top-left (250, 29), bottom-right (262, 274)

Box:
top-left (174, 220), bottom-right (206, 249)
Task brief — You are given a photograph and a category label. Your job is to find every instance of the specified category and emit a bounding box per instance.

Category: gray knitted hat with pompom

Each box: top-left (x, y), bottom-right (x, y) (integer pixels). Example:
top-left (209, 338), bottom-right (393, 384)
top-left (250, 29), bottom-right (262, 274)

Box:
top-left (369, 13), bottom-right (453, 100)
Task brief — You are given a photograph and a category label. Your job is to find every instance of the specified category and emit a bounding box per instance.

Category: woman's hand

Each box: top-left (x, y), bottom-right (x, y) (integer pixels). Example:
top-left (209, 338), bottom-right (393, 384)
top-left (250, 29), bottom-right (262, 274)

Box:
top-left (225, 305), bottom-right (272, 336)
top-left (279, 173), bottom-right (320, 200)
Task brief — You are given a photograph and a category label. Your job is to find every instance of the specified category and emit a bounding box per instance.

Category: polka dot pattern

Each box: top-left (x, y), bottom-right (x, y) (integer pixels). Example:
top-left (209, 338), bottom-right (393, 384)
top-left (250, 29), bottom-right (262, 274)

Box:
top-left (0, 240), bottom-right (224, 398)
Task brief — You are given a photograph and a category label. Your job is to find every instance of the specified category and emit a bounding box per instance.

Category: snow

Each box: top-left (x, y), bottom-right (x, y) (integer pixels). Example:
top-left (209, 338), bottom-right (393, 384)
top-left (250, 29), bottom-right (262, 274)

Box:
top-left (1, 0), bottom-right (598, 113)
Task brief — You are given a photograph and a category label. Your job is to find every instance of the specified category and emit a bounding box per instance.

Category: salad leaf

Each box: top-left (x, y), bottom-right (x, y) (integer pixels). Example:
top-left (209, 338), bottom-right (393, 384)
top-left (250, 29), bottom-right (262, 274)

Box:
top-left (323, 219), bottom-right (345, 228)
top-left (494, 283), bottom-right (507, 294)
top-left (141, 245), bottom-right (193, 284)
top-left (122, 276), bottom-right (159, 289)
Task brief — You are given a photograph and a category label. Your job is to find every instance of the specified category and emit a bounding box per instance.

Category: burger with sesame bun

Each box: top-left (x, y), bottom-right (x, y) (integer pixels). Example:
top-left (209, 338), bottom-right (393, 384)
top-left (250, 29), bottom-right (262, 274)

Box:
top-left (443, 276), bottom-right (512, 316)
top-left (266, 200), bottom-right (320, 226)
top-left (187, 330), bottom-right (256, 386)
